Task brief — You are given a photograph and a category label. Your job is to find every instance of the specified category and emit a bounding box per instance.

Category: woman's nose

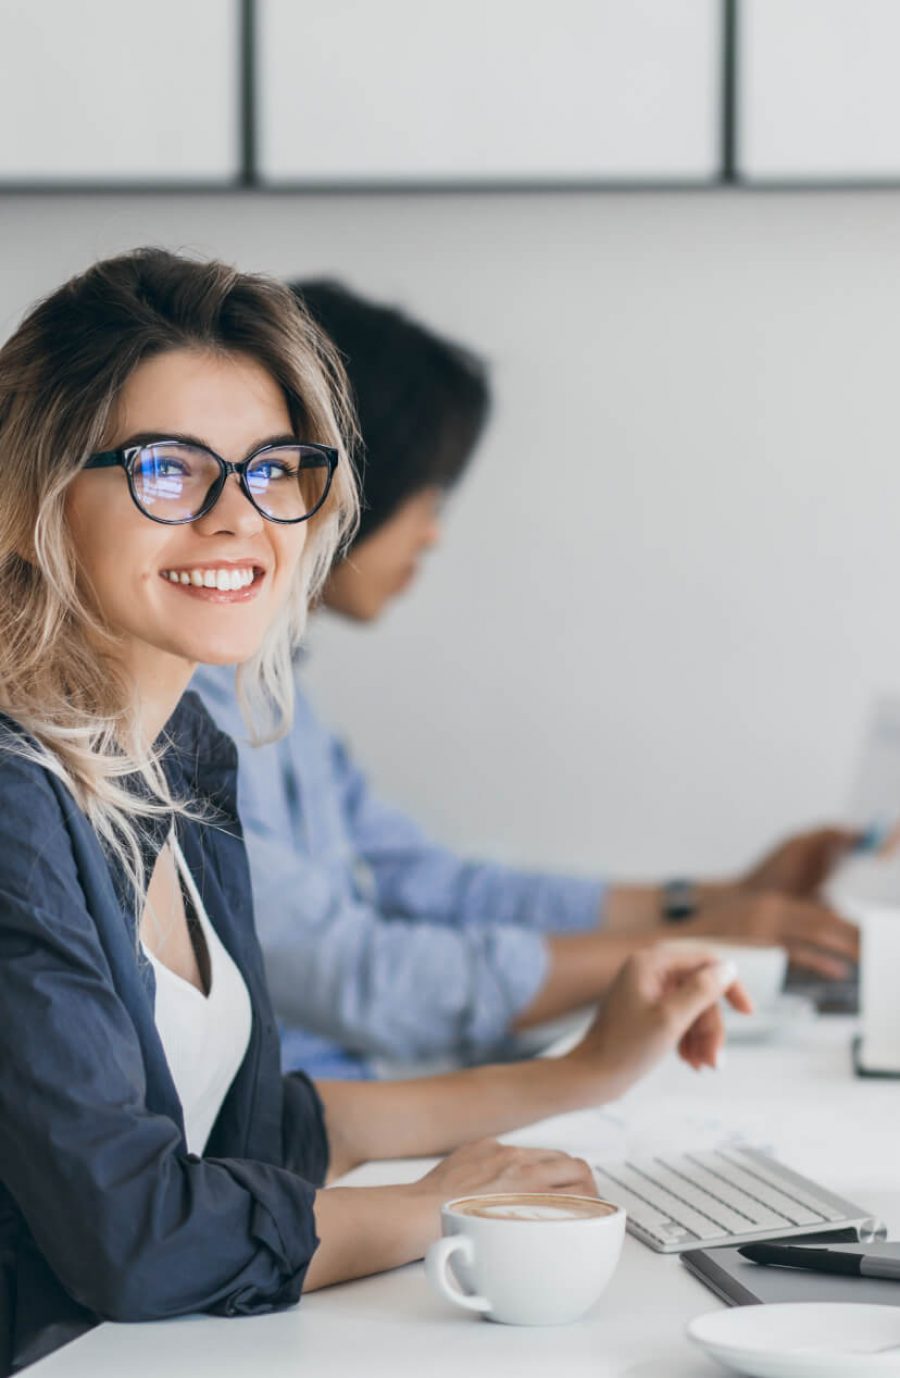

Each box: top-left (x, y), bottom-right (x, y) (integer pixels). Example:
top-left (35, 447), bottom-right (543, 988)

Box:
top-left (193, 473), bottom-right (265, 536)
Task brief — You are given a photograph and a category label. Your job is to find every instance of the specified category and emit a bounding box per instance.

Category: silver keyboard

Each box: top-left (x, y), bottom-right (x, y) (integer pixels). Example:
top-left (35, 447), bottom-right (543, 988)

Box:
top-left (593, 1146), bottom-right (881, 1253)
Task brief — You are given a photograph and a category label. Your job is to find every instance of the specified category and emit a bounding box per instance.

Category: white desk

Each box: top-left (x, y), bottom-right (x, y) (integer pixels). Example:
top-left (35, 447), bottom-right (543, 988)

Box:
top-left (30, 1017), bottom-right (900, 1377)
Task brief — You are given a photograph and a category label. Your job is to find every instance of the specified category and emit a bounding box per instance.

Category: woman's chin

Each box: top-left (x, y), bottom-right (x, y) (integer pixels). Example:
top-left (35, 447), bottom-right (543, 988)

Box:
top-left (157, 631), bottom-right (264, 669)
top-left (193, 640), bottom-right (262, 667)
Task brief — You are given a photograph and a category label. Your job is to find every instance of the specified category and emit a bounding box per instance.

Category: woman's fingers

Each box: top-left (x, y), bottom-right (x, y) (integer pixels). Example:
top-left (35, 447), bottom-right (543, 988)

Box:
top-left (659, 958), bottom-right (738, 1035)
top-left (785, 940), bottom-right (853, 980)
top-left (781, 902), bottom-right (859, 962)
top-left (514, 1149), bottom-right (597, 1196)
top-left (678, 1002), bottom-right (724, 1070)
top-left (634, 943), bottom-right (731, 989)
top-left (724, 978), bottom-right (754, 1015)
top-left (426, 1140), bottom-right (599, 1204)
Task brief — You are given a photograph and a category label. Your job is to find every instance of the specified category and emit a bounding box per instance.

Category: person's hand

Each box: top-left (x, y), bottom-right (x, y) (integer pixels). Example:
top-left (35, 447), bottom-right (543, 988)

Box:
top-left (682, 893), bottom-right (859, 979)
top-left (413, 1137), bottom-right (597, 1205)
top-left (564, 947), bottom-right (752, 1099)
top-left (740, 827), bottom-right (858, 899)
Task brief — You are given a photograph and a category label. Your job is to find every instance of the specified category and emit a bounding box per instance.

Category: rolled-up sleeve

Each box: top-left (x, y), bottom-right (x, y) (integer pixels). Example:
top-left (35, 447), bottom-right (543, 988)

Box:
top-left (248, 822), bottom-right (550, 1060)
top-left (194, 666), bottom-right (603, 1062)
top-left (0, 761), bottom-right (321, 1325)
top-left (331, 737), bottom-right (607, 935)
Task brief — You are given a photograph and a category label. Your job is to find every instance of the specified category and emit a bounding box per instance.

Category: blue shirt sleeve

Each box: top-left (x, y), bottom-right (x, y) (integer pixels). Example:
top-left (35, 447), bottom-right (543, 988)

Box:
top-left (330, 734), bottom-right (607, 936)
top-left (192, 665), bottom-right (605, 1063)
top-left (241, 819), bottom-right (551, 1061)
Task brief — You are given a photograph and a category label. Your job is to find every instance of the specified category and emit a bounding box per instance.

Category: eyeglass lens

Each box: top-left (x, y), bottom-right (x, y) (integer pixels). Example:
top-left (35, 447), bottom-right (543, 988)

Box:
top-left (132, 442), bottom-right (331, 522)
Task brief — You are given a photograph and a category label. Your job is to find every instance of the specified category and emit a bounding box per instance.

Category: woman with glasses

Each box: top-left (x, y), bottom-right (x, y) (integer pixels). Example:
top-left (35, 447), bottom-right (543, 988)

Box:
top-left (0, 248), bottom-right (747, 1374)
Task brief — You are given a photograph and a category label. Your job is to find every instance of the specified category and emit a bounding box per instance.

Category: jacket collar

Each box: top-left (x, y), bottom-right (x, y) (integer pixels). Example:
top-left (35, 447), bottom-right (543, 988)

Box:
top-left (158, 689), bottom-right (240, 823)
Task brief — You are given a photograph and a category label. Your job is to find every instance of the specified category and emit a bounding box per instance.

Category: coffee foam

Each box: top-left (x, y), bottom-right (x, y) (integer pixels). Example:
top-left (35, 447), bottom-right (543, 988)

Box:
top-left (450, 1193), bottom-right (614, 1222)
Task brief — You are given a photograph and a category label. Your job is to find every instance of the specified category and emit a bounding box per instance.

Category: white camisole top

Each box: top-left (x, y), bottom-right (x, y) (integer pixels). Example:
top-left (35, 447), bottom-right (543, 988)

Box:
top-left (143, 836), bottom-right (253, 1155)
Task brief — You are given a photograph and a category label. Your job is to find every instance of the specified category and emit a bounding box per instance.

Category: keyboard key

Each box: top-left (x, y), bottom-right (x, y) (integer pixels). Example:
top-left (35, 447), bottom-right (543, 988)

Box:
top-left (730, 1148), bottom-right (846, 1221)
top-left (591, 1170), bottom-right (686, 1244)
top-left (596, 1162), bottom-right (723, 1240)
top-left (642, 1158), bottom-right (769, 1235)
top-left (683, 1151), bottom-right (818, 1227)
top-left (594, 1148), bottom-right (871, 1252)
top-left (708, 1150), bottom-right (834, 1225)
top-left (679, 1154), bottom-right (793, 1232)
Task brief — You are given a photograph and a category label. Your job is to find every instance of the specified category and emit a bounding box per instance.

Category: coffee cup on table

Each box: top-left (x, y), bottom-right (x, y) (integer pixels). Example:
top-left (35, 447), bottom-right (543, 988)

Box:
top-left (666, 938), bottom-right (788, 1011)
top-left (425, 1193), bottom-right (625, 1326)
top-left (841, 900), bottom-right (900, 1075)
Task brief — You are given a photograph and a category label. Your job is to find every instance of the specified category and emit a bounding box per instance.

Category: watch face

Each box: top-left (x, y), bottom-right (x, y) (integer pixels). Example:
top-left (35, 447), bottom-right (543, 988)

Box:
top-left (663, 880), bottom-right (696, 922)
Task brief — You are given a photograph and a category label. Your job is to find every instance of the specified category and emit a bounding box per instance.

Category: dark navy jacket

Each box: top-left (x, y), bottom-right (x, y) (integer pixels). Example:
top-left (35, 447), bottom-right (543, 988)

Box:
top-left (0, 693), bottom-right (328, 1374)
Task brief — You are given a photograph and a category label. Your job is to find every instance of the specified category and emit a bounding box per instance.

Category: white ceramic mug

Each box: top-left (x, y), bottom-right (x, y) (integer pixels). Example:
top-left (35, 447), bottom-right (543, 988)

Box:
top-left (666, 938), bottom-right (788, 1011)
top-left (841, 899), bottom-right (900, 1074)
top-left (425, 1192), bottom-right (625, 1326)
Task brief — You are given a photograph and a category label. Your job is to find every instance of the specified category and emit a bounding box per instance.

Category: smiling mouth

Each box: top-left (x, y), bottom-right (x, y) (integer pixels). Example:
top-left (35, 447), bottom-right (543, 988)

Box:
top-left (159, 564), bottom-right (266, 602)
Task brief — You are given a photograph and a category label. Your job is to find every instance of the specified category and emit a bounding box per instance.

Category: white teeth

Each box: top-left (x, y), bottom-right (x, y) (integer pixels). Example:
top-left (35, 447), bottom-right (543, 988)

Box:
top-left (163, 566), bottom-right (258, 589)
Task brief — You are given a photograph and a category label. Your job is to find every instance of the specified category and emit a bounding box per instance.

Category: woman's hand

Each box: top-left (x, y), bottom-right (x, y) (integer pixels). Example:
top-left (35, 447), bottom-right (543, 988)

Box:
top-left (412, 1137), bottom-right (597, 1205)
top-left (563, 946), bottom-right (753, 1098)
top-left (741, 827), bottom-right (857, 898)
top-left (682, 893), bottom-right (858, 980)
top-left (308, 1139), bottom-right (598, 1290)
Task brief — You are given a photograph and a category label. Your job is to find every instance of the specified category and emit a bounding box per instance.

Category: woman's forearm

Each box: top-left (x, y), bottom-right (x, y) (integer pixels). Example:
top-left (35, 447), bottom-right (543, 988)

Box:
top-left (304, 1183), bottom-right (437, 1290)
top-left (513, 930), bottom-right (655, 1028)
top-left (308, 948), bottom-right (744, 1289)
top-left (317, 1055), bottom-right (597, 1173)
top-left (602, 881), bottom-right (738, 935)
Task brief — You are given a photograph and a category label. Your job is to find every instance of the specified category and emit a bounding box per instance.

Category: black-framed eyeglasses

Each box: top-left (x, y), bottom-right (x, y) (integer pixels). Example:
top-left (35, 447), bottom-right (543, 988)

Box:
top-left (83, 438), bottom-right (339, 526)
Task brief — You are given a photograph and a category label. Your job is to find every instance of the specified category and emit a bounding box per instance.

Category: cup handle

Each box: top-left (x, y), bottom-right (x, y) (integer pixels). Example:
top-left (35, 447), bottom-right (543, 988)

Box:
top-left (425, 1236), bottom-right (491, 1314)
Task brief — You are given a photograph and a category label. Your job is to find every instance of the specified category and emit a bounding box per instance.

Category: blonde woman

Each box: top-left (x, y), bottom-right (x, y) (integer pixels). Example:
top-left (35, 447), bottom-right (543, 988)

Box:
top-left (0, 249), bottom-right (748, 1375)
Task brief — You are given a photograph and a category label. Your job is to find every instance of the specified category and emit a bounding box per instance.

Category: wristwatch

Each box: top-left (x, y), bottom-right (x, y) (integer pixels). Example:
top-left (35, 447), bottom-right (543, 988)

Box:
top-left (661, 879), bottom-right (697, 923)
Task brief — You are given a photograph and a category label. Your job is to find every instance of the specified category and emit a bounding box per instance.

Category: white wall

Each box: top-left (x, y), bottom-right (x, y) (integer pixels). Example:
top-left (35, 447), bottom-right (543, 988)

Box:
top-left (2, 191), bottom-right (900, 878)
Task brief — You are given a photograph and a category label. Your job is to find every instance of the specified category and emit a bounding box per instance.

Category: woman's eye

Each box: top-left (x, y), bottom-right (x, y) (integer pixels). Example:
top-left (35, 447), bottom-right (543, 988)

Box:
top-left (253, 461), bottom-right (294, 482)
top-left (154, 458), bottom-right (188, 477)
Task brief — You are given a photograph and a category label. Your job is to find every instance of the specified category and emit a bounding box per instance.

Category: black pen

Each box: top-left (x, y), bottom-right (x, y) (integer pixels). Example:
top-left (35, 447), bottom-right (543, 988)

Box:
top-left (739, 1243), bottom-right (900, 1281)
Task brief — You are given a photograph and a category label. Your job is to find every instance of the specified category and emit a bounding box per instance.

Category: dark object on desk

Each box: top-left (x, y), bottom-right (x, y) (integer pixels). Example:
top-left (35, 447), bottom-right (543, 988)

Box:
top-left (740, 1241), bottom-right (900, 1281)
top-left (785, 963), bottom-right (859, 1015)
top-left (683, 1239), bottom-right (899, 1309)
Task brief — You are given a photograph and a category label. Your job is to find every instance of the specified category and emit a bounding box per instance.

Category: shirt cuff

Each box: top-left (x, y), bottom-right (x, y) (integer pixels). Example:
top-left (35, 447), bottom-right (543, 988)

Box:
top-left (462, 927), bottom-right (551, 1057)
top-left (525, 875), bottom-right (607, 935)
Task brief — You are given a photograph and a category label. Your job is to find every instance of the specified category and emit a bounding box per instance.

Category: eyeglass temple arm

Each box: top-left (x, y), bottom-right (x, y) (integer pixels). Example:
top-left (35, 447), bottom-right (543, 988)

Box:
top-left (83, 451), bottom-right (123, 470)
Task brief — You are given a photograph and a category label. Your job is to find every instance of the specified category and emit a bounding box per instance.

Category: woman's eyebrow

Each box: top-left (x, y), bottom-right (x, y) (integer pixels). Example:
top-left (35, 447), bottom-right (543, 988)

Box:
top-left (115, 431), bottom-right (300, 453)
top-left (117, 430), bottom-right (211, 450)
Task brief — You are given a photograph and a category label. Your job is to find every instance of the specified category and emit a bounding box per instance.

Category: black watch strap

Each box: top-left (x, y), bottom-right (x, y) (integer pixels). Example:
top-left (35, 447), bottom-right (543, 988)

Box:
top-left (662, 879), bottom-right (697, 923)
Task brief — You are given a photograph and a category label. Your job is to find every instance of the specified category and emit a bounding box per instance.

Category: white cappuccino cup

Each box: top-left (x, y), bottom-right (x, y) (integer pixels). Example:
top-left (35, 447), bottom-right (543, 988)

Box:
top-left (666, 937), bottom-right (788, 1011)
top-left (425, 1192), bottom-right (625, 1326)
top-left (841, 899), bottom-right (900, 1074)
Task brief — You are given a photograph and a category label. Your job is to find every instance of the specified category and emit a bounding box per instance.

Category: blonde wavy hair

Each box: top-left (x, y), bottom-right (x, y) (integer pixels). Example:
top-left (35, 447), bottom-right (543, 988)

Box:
top-left (0, 247), bottom-right (359, 906)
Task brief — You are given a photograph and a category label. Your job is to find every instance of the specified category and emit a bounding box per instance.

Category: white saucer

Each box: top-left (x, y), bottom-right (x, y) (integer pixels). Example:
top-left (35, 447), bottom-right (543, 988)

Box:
top-left (688, 1303), bottom-right (900, 1376)
top-left (724, 993), bottom-right (816, 1043)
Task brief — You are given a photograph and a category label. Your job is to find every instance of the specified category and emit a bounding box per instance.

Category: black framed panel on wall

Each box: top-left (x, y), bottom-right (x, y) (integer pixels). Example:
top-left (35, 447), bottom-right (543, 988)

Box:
top-left (254, 0), bottom-right (723, 190)
top-left (0, 0), bottom-right (243, 188)
top-left (9, 0), bottom-right (900, 193)
top-left (736, 0), bottom-right (900, 184)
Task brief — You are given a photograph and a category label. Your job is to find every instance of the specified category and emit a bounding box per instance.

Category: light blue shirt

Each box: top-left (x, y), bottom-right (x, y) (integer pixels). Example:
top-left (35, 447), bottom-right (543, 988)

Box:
top-left (193, 663), bottom-right (606, 1079)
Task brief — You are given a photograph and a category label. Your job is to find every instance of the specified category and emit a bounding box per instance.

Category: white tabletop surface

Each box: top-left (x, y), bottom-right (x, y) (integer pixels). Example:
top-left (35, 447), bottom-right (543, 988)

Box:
top-left (29, 1013), bottom-right (900, 1377)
